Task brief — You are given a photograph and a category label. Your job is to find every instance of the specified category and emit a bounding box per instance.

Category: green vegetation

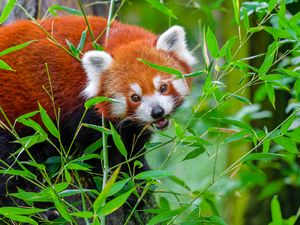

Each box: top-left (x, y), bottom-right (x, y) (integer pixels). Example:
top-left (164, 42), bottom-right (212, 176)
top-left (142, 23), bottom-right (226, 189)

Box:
top-left (0, 0), bottom-right (300, 224)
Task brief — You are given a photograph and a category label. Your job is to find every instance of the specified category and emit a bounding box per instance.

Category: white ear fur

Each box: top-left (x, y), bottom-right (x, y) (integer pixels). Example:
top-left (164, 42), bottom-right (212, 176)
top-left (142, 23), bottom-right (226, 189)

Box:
top-left (81, 50), bottom-right (113, 98)
top-left (156, 26), bottom-right (196, 66)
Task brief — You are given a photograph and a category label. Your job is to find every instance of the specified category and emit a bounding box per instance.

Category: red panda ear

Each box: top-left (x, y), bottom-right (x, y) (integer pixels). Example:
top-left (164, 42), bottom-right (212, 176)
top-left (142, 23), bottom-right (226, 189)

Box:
top-left (156, 26), bottom-right (196, 66)
top-left (81, 50), bottom-right (113, 98)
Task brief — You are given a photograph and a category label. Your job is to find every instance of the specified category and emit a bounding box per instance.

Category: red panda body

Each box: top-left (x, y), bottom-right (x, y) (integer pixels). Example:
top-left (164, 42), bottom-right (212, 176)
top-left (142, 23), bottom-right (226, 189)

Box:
top-left (0, 16), bottom-right (160, 121)
top-left (0, 16), bottom-right (195, 209)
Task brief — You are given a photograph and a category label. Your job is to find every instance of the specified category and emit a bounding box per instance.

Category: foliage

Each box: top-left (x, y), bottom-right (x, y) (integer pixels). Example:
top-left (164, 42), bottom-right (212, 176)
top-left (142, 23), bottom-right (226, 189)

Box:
top-left (0, 0), bottom-right (300, 224)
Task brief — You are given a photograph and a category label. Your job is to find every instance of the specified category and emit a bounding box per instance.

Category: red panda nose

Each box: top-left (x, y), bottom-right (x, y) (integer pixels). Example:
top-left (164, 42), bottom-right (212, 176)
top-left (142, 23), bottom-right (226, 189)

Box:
top-left (151, 105), bottom-right (165, 119)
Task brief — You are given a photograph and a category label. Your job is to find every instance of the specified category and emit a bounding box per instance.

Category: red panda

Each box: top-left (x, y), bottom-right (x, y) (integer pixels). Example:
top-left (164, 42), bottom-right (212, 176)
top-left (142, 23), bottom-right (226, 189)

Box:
top-left (0, 16), bottom-right (195, 207)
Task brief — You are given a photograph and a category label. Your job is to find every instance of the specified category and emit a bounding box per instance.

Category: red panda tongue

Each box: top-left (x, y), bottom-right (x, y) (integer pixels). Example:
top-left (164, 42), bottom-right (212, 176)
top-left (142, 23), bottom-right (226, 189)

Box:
top-left (153, 118), bottom-right (169, 130)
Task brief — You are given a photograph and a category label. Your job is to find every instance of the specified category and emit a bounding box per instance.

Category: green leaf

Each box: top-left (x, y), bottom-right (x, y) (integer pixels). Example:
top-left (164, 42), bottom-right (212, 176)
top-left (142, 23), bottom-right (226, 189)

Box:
top-left (260, 42), bottom-right (278, 75)
top-left (0, 59), bottom-right (13, 71)
top-left (67, 162), bottom-right (91, 171)
top-left (294, 79), bottom-right (300, 95)
top-left (277, 68), bottom-right (300, 78)
top-left (82, 123), bottom-right (111, 135)
top-left (222, 118), bottom-right (253, 131)
top-left (241, 153), bottom-right (284, 163)
top-left (265, 83), bottom-right (275, 109)
top-left (264, 26), bottom-right (291, 39)
top-left (182, 148), bottom-right (205, 161)
top-left (0, 169), bottom-right (36, 180)
top-left (70, 211), bottom-right (93, 218)
top-left (84, 138), bottom-right (103, 154)
top-left (232, 94), bottom-right (252, 105)
top-left (15, 134), bottom-right (46, 152)
top-left (108, 178), bottom-right (130, 197)
top-left (159, 196), bottom-right (170, 210)
top-left (71, 154), bottom-right (101, 163)
top-left (224, 130), bottom-right (251, 144)
top-left (232, 0), bottom-right (240, 25)
top-left (0, 0), bottom-right (16, 24)
top-left (84, 96), bottom-right (118, 109)
top-left (145, 0), bottom-right (177, 19)
top-left (2, 214), bottom-right (38, 225)
top-left (242, 7), bottom-right (249, 30)
top-left (205, 27), bottom-right (219, 58)
top-left (138, 58), bottom-right (182, 76)
top-left (169, 175), bottom-right (191, 192)
top-left (271, 196), bottom-right (283, 224)
top-left (51, 190), bottom-right (72, 222)
top-left (280, 115), bottom-right (295, 134)
top-left (92, 43), bottom-right (104, 51)
top-left (93, 167), bottom-right (120, 213)
top-left (47, 4), bottom-right (83, 16)
top-left (109, 122), bottom-right (127, 157)
top-left (147, 207), bottom-right (188, 225)
top-left (16, 111), bottom-right (39, 121)
top-left (135, 170), bottom-right (172, 180)
top-left (38, 103), bottom-right (60, 138)
top-left (274, 136), bottom-right (298, 154)
top-left (65, 169), bottom-right (71, 183)
top-left (97, 189), bottom-right (134, 216)
top-left (0, 40), bottom-right (36, 57)
top-left (219, 36), bottom-right (237, 60)
top-left (184, 70), bottom-right (206, 78)
top-left (77, 28), bottom-right (87, 51)
top-left (268, 0), bottom-right (277, 12)
top-left (202, 26), bottom-right (210, 67)
top-left (0, 207), bottom-right (45, 215)
top-left (200, 215), bottom-right (228, 225)
top-left (66, 39), bottom-right (79, 58)
top-left (17, 118), bottom-right (48, 138)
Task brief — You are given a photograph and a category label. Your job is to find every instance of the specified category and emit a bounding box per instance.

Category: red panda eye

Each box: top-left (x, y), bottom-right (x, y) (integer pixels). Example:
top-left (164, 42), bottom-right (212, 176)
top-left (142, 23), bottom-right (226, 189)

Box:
top-left (131, 94), bottom-right (141, 102)
top-left (160, 84), bottom-right (168, 94)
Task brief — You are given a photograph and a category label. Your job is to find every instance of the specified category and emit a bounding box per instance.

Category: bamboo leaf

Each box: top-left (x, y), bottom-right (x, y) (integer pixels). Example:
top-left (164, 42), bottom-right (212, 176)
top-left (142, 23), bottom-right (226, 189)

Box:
top-left (271, 196), bottom-right (283, 224)
top-left (77, 28), bottom-right (87, 51)
top-left (38, 103), bottom-right (60, 138)
top-left (109, 122), bottom-right (127, 157)
top-left (0, 0), bottom-right (16, 24)
top-left (205, 27), bottom-right (219, 58)
top-left (47, 4), bottom-right (82, 16)
top-left (138, 58), bottom-right (182, 76)
top-left (93, 167), bottom-right (120, 213)
top-left (232, 0), bottom-right (240, 25)
top-left (97, 189), bottom-right (134, 216)
top-left (242, 7), bottom-right (249, 30)
top-left (84, 96), bottom-right (118, 109)
top-left (0, 59), bottom-right (13, 71)
top-left (145, 0), bottom-right (177, 19)
top-left (51, 190), bottom-right (72, 222)
top-left (135, 170), bottom-right (172, 180)
top-left (268, 0), bottom-right (277, 12)
top-left (182, 148), bottom-right (205, 161)
top-left (265, 83), bottom-right (275, 109)
top-left (260, 42), bottom-right (278, 75)
top-left (0, 40), bottom-right (36, 57)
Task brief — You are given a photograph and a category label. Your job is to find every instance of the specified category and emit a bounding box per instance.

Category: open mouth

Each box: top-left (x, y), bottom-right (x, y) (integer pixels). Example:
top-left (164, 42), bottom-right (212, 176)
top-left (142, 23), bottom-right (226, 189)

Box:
top-left (153, 118), bottom-right (169, 130)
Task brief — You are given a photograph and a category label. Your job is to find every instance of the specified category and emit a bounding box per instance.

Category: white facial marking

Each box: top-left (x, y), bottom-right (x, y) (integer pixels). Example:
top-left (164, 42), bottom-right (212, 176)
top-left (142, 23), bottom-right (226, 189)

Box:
top-left (130, 83), bottom-right (142, 95)
top-left (153, 76), bottom-right (161, 89)
top-left (156, 26), bottom-right (196, 66)
top-left (172, 79), bottom-right (190, 97)
top-left (135, 92), bottom-right (174, 122)
top-left (111, 94), bottom-right (126, 117)
top-left (81, 50), bottom-right (113, 98)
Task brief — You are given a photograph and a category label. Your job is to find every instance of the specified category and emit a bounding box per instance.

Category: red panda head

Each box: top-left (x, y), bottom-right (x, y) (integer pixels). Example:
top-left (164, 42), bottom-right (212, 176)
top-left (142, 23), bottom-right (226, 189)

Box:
top-left (81, 26), bottom-right (196, 130)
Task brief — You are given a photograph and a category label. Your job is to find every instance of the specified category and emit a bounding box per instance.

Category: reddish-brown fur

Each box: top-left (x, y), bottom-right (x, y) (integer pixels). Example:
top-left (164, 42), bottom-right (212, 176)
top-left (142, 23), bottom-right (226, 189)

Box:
top-left (0, 16), bottom-right (191, 123)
